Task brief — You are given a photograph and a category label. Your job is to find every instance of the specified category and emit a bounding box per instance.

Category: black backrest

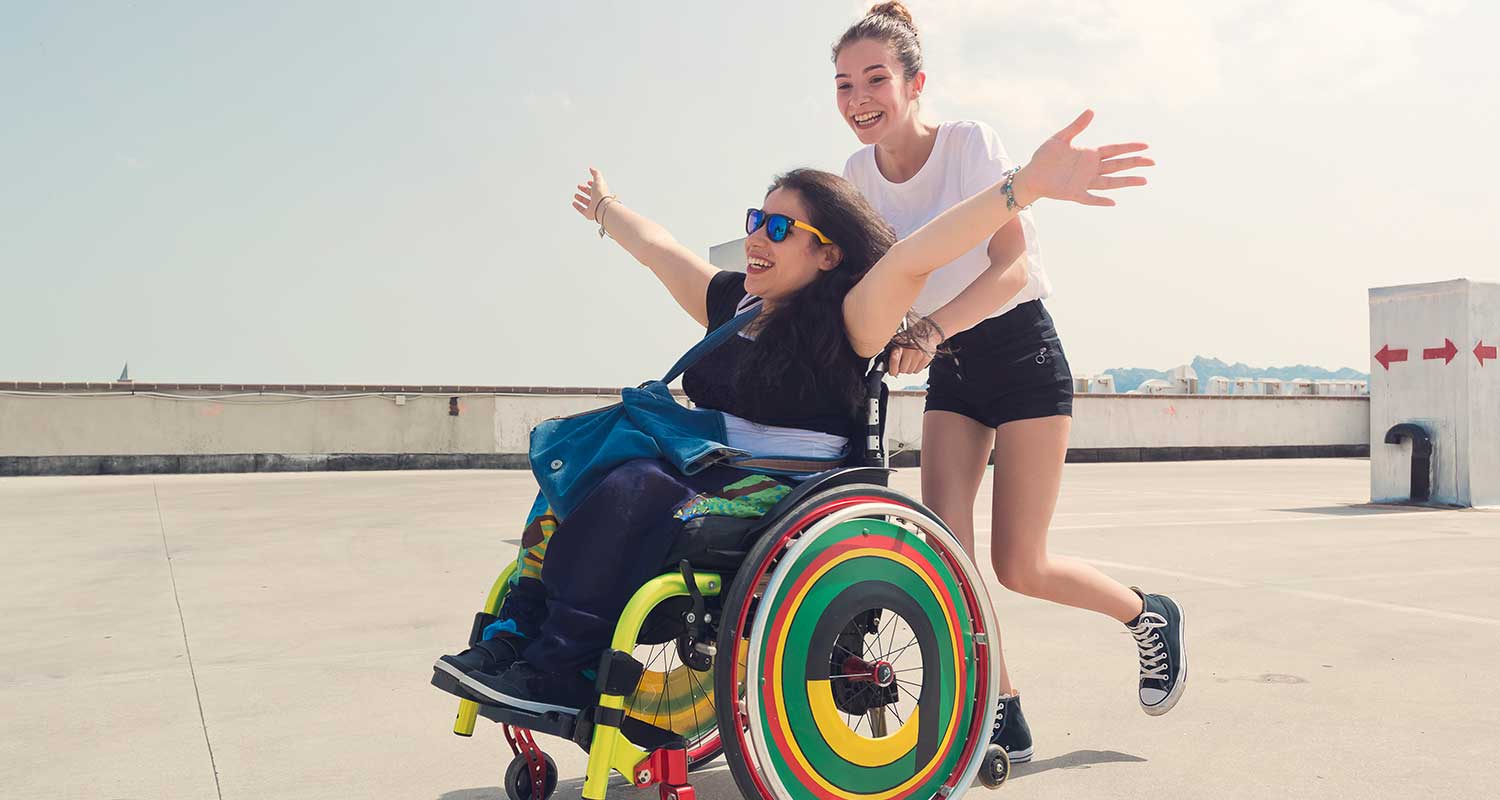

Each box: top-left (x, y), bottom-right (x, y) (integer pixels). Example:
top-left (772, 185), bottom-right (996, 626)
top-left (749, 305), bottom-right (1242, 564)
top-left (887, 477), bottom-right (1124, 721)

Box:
top-left (850, 353), bottom-right (891, 468)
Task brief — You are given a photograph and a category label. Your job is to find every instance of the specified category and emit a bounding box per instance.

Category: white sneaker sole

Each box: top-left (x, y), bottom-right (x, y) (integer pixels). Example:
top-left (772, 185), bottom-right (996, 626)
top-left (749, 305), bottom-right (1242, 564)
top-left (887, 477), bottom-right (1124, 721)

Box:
top-left (431, 658), bottom-right (471, 698)
top-left (1006, 746), bottom-right (1034, 763)
top-left (1142, 601), bottom-right (1187, 717)
top-left (456, 672), bottom-right (584, 716)
top-left (433, 658), bottom-right (468, 684)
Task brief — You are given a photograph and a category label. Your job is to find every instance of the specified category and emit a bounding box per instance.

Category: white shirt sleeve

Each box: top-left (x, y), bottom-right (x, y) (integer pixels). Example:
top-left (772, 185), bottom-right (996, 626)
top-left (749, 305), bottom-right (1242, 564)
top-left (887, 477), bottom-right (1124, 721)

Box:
top-left (959, 121), bottom-right (1017, 199)
top-left (841, 150), bottom-right (864, 187)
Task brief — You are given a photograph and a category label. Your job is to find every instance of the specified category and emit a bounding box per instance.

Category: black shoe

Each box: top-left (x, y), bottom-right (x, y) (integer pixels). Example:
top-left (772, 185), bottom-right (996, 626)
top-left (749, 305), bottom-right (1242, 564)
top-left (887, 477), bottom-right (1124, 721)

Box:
top-left (458, 661), bottom-right (597, 715)
top-left (431, 636), bottom-right (525, 699)
top-left (989, 693), bottom-right (1033, 763)
top-left (1128, 588), bottom-right (1186, 716)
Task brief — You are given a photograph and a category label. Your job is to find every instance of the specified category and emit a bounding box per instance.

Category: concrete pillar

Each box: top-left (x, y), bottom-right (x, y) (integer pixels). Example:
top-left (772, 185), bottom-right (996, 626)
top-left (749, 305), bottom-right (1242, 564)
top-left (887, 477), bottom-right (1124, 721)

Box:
top-left (1369, 279), bottom-right (1499, 507)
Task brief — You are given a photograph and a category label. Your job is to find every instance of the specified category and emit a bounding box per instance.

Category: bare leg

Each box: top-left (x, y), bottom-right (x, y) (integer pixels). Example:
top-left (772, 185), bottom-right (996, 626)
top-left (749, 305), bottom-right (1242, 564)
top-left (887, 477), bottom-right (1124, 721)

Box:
top-left (919, 410), bottom-right (1019, 695)
top-left (988, 416), bottom-right (1143, 623)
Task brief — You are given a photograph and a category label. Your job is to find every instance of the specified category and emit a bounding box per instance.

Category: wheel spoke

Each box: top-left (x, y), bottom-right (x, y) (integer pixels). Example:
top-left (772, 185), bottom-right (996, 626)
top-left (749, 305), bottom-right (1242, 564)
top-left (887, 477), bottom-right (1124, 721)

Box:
top-left (881, 614), bottom-right (900, 660)
top-left (886, 635), bottom-right (920, 663)
top-left (689, 667), bottom-right (715, 715)
top-left (642, 644), bottom-right (668, 674)
top-left (653, 658), bottom-right (669, 724)
top-left (688, 666), bottom-right (700, 737)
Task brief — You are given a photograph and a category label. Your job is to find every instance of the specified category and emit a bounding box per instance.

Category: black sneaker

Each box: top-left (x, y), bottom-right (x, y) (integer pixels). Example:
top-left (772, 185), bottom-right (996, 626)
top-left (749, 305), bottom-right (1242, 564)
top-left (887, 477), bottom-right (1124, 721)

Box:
top-left (1128, 588), bottom-right (1186, 716)
top-left (458, 661), bottom-right (597, 715)
top-left (990, 693), bottom-right (1033, 763)
top-left (430, 636), bottom-right (525, 699)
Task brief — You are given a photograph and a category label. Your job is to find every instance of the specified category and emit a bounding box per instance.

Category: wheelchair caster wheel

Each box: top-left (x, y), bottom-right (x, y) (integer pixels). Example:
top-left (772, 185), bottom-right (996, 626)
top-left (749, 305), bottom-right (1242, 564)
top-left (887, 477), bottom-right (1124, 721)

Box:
top-left (978, 744), bottom-right (1010, 789)
top-left (504, 752), bottom-right (558, 800)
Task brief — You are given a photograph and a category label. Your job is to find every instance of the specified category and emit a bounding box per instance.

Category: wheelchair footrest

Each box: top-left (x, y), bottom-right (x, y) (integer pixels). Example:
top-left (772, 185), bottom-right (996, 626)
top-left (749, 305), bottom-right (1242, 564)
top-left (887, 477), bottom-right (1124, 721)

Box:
top-left (620, 717), bottom-right (685, 753)
top-left (472, 697), bottom-right (685, 756)
top-left (476, 702), bottom-right (584, 742)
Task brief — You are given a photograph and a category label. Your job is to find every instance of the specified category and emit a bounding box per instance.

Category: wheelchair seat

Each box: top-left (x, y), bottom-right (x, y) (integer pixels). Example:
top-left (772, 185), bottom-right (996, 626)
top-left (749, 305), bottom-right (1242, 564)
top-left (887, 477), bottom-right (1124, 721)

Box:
top-left (663, 466), bottom-right (892, 572)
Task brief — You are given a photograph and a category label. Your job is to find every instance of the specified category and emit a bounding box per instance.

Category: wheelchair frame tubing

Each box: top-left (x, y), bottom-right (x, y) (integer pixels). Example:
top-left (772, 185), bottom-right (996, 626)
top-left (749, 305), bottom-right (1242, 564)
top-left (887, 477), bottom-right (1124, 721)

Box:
top-left (452, 561), bottom-right (519, 736)
top-left (583, 571), bottom-right (723, 800)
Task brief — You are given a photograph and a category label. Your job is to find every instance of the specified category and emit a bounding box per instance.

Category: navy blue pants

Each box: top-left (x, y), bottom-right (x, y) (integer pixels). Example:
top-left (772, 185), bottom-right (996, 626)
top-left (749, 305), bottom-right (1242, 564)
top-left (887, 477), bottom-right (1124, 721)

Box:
top-left (502, 459), bottom-right (770, 673)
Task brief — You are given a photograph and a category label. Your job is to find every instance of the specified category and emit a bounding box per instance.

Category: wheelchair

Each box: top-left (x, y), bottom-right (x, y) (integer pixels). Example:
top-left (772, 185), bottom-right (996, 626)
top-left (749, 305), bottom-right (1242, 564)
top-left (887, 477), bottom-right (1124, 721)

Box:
top-left (443, 359), bottom-right (1011, 799)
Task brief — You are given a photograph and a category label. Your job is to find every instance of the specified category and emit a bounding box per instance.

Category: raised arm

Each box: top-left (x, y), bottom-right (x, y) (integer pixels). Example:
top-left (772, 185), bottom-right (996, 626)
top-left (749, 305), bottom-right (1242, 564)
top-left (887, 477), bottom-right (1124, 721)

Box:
top-left (572, 168), bottom-right (720, 328)
top-left (843, 110), bottom-right (1152, 357)
top-left (889, 228), bottom-right (1029, 377)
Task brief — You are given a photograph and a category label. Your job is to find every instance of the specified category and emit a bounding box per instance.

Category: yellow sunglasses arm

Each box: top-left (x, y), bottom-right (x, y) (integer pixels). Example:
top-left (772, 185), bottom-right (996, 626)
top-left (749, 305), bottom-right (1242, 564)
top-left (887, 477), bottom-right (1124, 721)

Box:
top-left (793, 220), bottom-right (834, 245)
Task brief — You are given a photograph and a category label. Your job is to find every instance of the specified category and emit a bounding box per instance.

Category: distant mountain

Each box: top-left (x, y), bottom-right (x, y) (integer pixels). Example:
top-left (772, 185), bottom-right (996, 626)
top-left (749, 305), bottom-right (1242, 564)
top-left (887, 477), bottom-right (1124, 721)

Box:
top-left (1101, 356), bottom-right (1369, 393)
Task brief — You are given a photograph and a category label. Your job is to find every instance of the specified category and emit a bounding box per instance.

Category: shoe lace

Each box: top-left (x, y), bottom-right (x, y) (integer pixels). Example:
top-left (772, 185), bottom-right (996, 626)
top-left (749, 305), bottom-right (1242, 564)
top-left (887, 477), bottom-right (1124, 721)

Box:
top-left (1129, 612), bottom-right (1169, 681)
top-left (992, 695), bottom-right (1010, 735)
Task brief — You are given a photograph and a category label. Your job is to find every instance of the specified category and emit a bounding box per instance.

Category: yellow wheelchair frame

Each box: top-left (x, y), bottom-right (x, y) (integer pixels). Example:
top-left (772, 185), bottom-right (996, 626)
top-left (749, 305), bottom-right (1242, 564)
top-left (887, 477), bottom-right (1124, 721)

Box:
top-left (450, 561), bottom-right (725, 800)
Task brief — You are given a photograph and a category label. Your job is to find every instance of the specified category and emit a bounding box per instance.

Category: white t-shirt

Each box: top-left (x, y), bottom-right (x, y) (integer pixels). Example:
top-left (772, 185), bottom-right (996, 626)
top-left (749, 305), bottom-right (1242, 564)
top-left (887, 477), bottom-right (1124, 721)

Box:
top-left (842, 120), bottom-right (1051, 319)
top-left (722, 413), bottom-right (848, 460)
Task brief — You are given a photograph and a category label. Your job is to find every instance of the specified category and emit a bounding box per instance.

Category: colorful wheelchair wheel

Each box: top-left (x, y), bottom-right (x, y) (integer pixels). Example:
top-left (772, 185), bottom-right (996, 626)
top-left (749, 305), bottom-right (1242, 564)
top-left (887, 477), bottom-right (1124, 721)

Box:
top-left (716, 485), bottom-right (1000, 800)
top-left (626, 638), bottom-right (722, 769)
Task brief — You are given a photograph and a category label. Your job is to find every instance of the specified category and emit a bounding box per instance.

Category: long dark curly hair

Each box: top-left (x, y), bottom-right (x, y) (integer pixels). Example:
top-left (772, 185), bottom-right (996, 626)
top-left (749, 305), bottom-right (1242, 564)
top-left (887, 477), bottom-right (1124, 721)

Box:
top-left (733, 169), bottom-right (926, 418)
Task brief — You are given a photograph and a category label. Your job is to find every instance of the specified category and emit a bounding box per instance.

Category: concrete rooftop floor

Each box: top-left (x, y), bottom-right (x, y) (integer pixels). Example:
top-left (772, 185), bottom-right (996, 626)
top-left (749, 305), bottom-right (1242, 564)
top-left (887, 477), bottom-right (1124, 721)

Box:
top-left (2, 460), bottom-right (1497, 800)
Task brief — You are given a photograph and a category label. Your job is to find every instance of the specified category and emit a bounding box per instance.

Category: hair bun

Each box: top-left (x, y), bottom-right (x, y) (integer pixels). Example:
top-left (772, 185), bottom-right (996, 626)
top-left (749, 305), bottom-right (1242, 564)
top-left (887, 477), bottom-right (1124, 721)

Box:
top-left (867, 1), bottom-right (917, 33)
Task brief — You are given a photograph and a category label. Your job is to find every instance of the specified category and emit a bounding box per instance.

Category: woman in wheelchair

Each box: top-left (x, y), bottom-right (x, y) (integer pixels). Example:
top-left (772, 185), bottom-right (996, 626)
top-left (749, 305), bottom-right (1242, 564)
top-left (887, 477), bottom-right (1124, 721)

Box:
top-left (433, 111), bottom-right (1150, 719)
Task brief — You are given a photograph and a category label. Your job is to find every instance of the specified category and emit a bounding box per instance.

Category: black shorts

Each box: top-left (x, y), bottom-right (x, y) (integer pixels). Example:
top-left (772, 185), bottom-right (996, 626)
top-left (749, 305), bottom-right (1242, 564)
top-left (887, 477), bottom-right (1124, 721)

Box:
top-left (925, 300), bottom-right (1074, 429)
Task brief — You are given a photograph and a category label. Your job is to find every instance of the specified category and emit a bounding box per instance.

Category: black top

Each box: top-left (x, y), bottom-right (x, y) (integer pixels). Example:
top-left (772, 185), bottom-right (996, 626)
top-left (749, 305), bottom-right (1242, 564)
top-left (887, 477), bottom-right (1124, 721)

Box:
top-left (681, 271), bottom-right (869, 439)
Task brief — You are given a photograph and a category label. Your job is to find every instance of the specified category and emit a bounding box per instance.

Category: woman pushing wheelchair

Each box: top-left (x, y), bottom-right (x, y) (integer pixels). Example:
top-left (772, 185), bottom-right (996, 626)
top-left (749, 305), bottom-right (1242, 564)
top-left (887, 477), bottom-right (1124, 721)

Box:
top-left (431, 110), bottom-right (1153, 721)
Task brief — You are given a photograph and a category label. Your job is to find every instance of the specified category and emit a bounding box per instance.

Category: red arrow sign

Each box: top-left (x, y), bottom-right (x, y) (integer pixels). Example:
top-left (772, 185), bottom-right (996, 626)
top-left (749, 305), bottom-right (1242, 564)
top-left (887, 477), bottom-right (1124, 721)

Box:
top-left (1423, 338), bottom-right (1458, 364)
top-left (1375, 345), bottom-right (1408, 370)
top-left (1476, 340), bottom-right (1497, 367)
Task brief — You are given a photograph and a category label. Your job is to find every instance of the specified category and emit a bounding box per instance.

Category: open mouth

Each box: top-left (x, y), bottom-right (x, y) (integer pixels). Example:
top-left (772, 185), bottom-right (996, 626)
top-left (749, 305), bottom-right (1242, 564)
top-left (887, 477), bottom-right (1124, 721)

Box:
top-left (852, 110), bottom-right (884, 130)
top-left (746, 255), bottom-right (774, 275)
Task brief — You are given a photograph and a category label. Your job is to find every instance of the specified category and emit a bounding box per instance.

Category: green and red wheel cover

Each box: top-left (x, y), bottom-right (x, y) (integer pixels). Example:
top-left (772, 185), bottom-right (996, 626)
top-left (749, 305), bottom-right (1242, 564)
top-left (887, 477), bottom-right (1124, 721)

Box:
top-left (748, 518), bottom-right (977, 800)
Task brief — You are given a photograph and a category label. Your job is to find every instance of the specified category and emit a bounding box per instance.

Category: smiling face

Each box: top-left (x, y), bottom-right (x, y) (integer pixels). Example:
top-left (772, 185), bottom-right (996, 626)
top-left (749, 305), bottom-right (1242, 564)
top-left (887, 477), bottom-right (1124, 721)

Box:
top-left (834, 37), bottom-right (923, 146)
top-left (743, 187), bottom-right (840, 302)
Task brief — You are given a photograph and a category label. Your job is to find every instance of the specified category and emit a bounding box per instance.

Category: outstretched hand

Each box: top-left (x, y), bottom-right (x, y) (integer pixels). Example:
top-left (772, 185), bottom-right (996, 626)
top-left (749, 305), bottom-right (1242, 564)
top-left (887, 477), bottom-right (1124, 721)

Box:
top-left (571, 167), bottom-right (613, 221)
top-left (1019, 110), bottom-right (1153, 207)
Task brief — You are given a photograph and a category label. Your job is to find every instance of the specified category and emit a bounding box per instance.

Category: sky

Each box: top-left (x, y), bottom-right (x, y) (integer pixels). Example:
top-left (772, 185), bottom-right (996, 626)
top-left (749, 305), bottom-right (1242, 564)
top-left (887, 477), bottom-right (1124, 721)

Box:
top-left (3, 1), bottom-right (1497, 386)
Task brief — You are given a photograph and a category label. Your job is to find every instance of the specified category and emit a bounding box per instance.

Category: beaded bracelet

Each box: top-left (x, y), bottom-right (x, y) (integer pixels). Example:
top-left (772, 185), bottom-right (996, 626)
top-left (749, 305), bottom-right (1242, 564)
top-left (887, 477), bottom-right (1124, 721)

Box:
top-left (1000, 168), bottom-right (1028, 212)
top-left (922, 315), bottom-right (947, 344)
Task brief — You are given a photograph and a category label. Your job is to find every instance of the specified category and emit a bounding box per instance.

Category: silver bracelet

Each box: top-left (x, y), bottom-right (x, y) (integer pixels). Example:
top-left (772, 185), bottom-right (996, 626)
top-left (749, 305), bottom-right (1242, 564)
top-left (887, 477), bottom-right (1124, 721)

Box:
top-left (595, 195), bottom-right (618, 239)
top-left (1000, 167), bottom-right (1028, 212)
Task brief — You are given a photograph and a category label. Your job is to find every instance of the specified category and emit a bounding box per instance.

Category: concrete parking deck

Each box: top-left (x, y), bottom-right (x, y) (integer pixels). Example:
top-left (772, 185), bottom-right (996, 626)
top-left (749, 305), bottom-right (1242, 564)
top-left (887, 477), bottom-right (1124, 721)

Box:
top-left (2, 460), bottom-right (1496, 799)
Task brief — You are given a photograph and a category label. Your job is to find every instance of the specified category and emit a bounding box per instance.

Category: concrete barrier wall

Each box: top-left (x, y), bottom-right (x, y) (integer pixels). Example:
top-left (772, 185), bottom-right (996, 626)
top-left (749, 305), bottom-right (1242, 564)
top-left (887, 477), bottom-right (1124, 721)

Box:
top-left (2, 384), bottom-right (1369, 472)
top-left (0, 392), bottom-right (504, 456)
top-left (886, 392), bottom-right (1368, 462)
